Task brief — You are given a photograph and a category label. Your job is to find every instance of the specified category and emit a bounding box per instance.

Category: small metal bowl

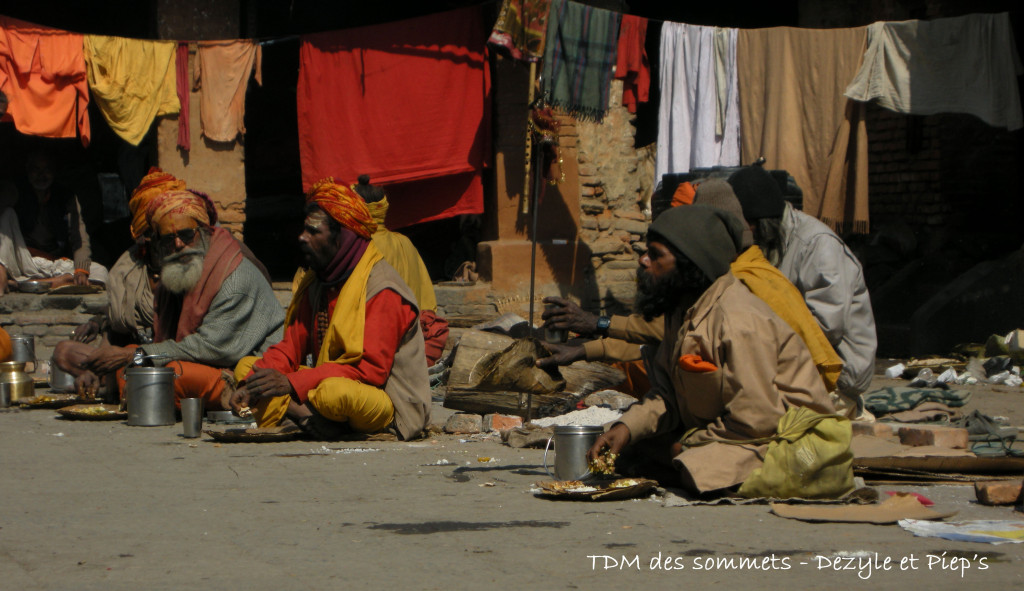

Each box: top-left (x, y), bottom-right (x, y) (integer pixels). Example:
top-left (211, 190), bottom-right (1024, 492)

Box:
top-left (17, 280), bottom-right (50, 294)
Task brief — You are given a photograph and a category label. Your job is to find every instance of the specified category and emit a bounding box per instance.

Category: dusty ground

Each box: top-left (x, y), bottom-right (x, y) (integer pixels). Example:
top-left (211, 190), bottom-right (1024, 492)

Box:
top-left (1, 371), bottom-right (1023, 590)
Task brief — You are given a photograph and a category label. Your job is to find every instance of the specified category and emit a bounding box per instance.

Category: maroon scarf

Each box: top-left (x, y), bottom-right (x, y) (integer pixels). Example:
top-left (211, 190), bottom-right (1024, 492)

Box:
top-left (153, 227), bottom-right (245, 343)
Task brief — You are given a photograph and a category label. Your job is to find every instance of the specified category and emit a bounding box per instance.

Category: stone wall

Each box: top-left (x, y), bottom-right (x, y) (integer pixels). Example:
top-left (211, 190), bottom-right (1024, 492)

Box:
top-left (573, 80), bottom-right (656, 314)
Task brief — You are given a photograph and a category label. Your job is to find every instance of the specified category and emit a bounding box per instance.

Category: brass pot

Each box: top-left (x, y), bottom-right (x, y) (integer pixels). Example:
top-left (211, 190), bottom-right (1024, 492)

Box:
top-left (0, 361), bottom-right (35, 403)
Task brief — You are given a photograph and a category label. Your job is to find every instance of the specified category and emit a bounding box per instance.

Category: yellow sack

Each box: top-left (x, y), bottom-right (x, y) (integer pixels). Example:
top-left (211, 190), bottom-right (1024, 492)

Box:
top-left (737, 407), bottom-right (854, 499)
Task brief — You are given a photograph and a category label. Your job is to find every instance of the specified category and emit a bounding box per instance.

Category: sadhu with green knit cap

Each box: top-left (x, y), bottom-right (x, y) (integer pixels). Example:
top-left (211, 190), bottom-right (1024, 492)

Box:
top-left (230, 178), bottom-right (431, 441)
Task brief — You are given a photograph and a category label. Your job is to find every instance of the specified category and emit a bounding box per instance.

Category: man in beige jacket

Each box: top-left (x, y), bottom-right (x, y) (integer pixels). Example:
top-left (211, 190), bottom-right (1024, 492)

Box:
top-left (588, 205), bottom-right (834, 494)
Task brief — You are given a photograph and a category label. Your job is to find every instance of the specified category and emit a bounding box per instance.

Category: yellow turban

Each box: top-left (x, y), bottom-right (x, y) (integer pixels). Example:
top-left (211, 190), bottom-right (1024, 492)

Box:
top-left (365, 195), bottom-right (389, 228)
top-left (129, 167), bottom-right (186, 239)
top-left (306, 178), bottom-right (377, 239)
top-left (145, 189), bottom-right (211, 229)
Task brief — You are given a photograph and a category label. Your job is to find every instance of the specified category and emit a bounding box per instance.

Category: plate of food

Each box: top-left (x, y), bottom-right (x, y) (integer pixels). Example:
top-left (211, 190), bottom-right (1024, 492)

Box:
top-left (56, 404), bottom-right (127, 420)
top-left (17, 394), bottom-right (98, 409)
top-left (203, 425), bottom-right (302, 443)
top-left (533, 478), bottom-right (659, 501)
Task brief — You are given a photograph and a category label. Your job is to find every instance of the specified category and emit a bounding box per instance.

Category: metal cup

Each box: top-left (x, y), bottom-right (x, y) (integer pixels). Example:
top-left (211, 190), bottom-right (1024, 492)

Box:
top-left (10, 335), bottom-right (35, 373)
top-left (543, 304), bottom-right (568, 344)
top-left (181, 398), bottom-right (203, 438)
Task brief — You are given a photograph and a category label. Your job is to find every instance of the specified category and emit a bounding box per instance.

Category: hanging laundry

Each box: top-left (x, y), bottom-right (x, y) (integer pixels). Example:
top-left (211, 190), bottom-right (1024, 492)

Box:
top-left (614, 14), bottom-right (649, 114)
top-left (84, 36), bottom-right (179, 146)
top-left (488, 0), bottom-right (552, 62)
top-left (738, 27), bottom-right (869, 233)
top-left (844, 13), bottom-right (1023, 131)
top-left (541, 0), bottom-right (621, 122)
top-left (0, 17), bottom-right (90, 145)
top-left (297, 6), bottom-right (490, 229)
top-left (176, 42), bottom-right (190, 151)
top-left (655, 23), bottom-right (740, 183)
top-left (194, 40), bottom-right (262, 143)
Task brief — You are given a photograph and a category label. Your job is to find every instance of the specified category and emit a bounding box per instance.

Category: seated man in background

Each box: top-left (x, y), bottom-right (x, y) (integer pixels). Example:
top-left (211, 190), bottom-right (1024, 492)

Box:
top-left (76, 189), bottom-right (283, 409)
top-left (229, 178), bottom-right (431, 441)
top-left (353, 175), bottom-right (449, 366)
top-left (0, 150), bottom-right (107, 293)
top-left (727, 165), bottom-right (877, 417)
top-left (588, 205), bottom-right (834, 495)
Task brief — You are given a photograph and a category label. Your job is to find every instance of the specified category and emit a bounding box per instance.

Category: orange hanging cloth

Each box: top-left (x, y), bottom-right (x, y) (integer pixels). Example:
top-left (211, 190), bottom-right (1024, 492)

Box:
top-left (0, 16), bottom-right (90, 146)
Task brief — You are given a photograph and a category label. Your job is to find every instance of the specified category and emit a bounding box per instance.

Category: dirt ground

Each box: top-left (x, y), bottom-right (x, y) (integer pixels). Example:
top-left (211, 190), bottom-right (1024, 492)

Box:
top-left (1, 370), bottom-right (1023, 590)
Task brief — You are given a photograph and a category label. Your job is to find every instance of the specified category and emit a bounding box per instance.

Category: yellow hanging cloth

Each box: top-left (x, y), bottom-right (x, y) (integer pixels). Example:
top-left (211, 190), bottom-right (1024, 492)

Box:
top-left (83, 35), bottom-right (179, 146)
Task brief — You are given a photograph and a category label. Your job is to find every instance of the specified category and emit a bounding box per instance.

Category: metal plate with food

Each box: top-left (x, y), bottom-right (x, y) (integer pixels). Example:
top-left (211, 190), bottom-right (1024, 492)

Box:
top-left (56, 404), bottom-right (127, 420)
top-left (205, 410), bottom-right (257, 424)
top-left (17, 394), bottom-right (99, 409)
top-left (17, 280), bottom-right (50, 293)
top-left (203, 426), bottom-right (302, 443)
top-left (533, 478), bottom-right (659, 501)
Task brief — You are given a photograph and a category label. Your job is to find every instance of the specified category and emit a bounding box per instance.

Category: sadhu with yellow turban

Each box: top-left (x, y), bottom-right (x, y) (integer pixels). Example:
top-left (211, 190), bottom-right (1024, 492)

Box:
top-left (229, 177), bottom-right (431, 442)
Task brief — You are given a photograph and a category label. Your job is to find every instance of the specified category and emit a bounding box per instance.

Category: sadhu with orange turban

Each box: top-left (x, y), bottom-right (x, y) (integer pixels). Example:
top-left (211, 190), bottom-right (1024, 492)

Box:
top-left (305, 177), bottom-right (377, 239)
top-left (228, 177), bottom-right (431, 442)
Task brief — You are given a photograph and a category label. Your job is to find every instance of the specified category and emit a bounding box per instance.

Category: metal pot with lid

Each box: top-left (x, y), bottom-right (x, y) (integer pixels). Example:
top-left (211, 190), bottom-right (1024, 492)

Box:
top-left (125, 366), bottom-right (178, 426)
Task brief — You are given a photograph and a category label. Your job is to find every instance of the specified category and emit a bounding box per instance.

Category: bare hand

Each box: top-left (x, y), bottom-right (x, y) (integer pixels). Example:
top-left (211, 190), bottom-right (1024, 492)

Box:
top-left (536, 342), bottom-right (586, 369)
top-left (228, 386), bottom-right (253, 415)
top-left (73, 271), bottom-right (89, 287)
top-left (72, 319), bottom-right (101, 343)
top-left (75, 371), bottom-right (99, 398)
top-left (84, 345), bottom-right (134, 375)
top-left (587, 423), bottom-right (631, 461)
top-left (541, 296), bottom-right (599, 336)
top-left (243, 367), bottom-right (295, 401)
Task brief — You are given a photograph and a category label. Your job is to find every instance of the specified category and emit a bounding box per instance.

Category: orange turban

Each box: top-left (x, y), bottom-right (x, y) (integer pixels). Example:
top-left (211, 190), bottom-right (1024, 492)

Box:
top-left (129, 167), bottom-right (186, 239)
top-left (146, 190), bottom-right (211, 230)
top-left (306, 178), bottom-right (377, 239)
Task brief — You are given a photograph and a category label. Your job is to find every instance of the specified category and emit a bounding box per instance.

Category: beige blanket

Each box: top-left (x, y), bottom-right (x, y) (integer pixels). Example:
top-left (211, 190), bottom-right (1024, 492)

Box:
top-left (737, 27), bottom-right (869, 233)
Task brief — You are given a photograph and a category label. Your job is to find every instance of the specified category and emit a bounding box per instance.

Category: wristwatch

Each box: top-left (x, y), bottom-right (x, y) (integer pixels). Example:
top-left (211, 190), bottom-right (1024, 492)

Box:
top-left (596, 316), bottom-right (611, 336)
top-left (132, 348), bottom-right (147, 367)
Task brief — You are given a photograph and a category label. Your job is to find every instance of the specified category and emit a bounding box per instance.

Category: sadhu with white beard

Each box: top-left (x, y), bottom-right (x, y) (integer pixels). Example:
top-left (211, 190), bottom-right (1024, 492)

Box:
top-left (79, 190), bottom-right (284, 409)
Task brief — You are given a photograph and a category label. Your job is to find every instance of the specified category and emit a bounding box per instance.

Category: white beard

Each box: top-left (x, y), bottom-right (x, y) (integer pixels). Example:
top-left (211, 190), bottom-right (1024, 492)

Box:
top-left (160, 249), bottom-right (205, 295)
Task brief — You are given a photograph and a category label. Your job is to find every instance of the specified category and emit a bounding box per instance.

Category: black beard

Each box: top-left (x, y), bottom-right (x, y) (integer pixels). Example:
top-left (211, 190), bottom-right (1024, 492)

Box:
top-left (635, 267), bottom-right (686, 320)
top-left (635, 261), bottom-right (712, 320)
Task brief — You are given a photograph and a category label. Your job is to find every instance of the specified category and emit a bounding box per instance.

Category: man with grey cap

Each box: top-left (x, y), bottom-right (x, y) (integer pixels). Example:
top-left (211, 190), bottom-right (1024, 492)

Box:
top-left (587, 205), bottom-right (834, 494)
top-left (727, 165), bottom-right (877, 413)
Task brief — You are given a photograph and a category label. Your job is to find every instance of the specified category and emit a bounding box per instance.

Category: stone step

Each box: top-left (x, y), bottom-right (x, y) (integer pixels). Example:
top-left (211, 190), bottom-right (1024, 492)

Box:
top-left (2, 280), bottom-right (513, 364)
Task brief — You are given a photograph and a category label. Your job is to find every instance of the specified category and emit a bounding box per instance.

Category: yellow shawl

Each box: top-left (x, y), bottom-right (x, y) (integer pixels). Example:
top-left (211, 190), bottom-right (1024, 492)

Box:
top-left (286, 242), bottom-right (384, 367)
top-left (367, 197), bottom-right (437, 311)
top-left (731, 246), bottom-right (843, 392)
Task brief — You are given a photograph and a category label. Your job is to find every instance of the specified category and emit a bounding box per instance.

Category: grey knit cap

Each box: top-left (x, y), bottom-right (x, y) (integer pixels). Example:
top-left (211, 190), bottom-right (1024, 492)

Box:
top-left (691, 178), bottom-right (754, 250)
top-left (647, 204), bottom-right (744, 282)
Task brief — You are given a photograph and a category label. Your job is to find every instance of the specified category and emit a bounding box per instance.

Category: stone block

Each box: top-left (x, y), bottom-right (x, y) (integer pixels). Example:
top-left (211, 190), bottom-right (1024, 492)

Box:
top-left (483, 413), bottom-right (523, 432)
top-left (444, 412), bottom-right (482, 434)
top-left (613, 218), bottom-right (648, 235)
top-left (974, 480), bottom-right (1023, 506)
top-left (852, 421), bottom-right (897, 441)
top-left (896, 424), bottom-right (969, 449)
top-left (589, 237), bottom-right (628, 256)
top-left (584, 390), bottom-right (637, 411)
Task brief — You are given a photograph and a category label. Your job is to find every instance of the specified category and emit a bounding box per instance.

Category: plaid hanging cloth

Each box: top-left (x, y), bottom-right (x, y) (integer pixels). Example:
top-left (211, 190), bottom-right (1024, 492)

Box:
top-left (541, 0), bottom-right (621, 122)
top-left (488, 0), bottom-right (552, 62)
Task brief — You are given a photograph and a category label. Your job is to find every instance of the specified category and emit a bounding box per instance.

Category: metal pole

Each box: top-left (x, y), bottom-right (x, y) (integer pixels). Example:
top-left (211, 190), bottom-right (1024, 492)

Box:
top-left (525, 134), bottom-right (546, 424)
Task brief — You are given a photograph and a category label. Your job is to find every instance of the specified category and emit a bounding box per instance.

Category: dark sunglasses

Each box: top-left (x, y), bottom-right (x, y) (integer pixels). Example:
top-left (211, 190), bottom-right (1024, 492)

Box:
top-left (156, 227), bottom-right (199, 250)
